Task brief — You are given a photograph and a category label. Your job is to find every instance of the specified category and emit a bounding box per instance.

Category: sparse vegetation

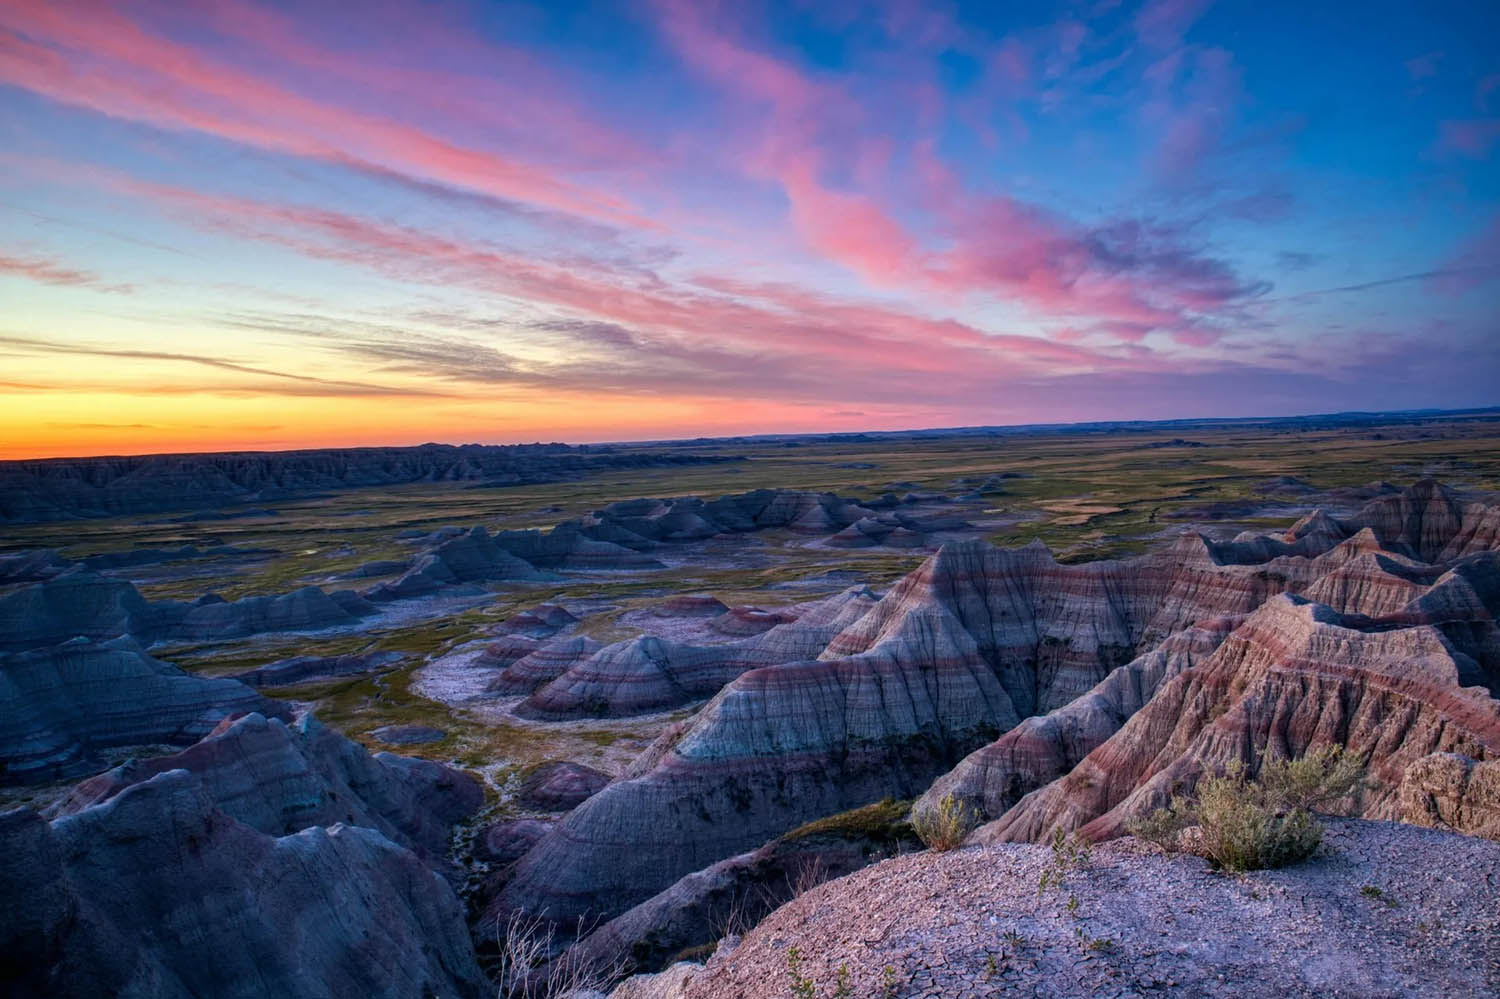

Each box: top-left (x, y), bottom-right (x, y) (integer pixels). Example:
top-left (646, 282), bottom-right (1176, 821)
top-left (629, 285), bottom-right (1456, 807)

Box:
top-left (1127, 748), bottom-right (1366, 873)
top-left (493, 911), bottom-right (624, 999)
top-left (1037, 827), bottom-right (1093, 896)
top-left (913, 792), bottom-right (980, 851)
top-left (784, 946), bottom-right (816, 999)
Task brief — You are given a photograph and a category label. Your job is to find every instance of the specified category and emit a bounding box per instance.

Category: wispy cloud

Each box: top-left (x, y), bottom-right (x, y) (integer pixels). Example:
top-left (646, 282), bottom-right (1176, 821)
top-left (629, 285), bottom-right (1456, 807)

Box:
top-left (0, 252), bottom-right (132, 293)
top-left (0, 333), bottom-right (442, 397)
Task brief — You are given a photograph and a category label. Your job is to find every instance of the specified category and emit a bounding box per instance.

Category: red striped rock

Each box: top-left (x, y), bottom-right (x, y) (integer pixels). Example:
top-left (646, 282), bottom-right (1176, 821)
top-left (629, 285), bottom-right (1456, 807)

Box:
top-left (487, 636), bottom-right (604, 696)
top-left (497, 481), bottom-right (1500, 940)
top-left (975, 594), bottom-right (1500, 844)
top-left (514, 587), bottom-right (878, 720)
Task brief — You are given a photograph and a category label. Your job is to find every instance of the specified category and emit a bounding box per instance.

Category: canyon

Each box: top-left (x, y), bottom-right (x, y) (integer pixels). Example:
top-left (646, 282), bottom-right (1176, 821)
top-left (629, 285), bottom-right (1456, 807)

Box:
top-left (2, 416), bottom-right (1498, 998)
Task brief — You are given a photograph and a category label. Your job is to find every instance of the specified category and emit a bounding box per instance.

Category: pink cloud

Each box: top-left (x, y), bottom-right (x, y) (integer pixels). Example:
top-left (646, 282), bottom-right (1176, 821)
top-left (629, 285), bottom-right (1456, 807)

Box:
top-left (1134, 0), bottom-right (1212, 50)
top-left (1427, 214), bottom-right (1500, 294)
top-left (1436, 119), bottom-right (1500, 159)
top-left (1405, 51), bottom-right (1442, 81)
top-left (0, 3), bottom-right (650, 226)
top-left (0, 251), bottom-right (132, 293)
top-left (647, 1), bottom-right (1261, 344)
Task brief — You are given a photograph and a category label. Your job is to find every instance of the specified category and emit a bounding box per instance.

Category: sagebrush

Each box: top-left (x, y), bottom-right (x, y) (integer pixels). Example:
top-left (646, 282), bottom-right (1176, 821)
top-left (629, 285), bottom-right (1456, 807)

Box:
top-left (1127, 747), bottom-right (1364, 873)
top-left (913, 792), bottom-right (980, 851)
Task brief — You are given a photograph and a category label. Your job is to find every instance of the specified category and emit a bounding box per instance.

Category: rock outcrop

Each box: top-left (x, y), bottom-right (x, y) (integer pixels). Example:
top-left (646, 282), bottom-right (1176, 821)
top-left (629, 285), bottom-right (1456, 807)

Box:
top-left (231, 650), bottom-right (404, 688)
top-left (512, 586), bottom-right (879, 719)
top-left (644, 819), bottom-right (1500, 999)
top-left (516, 760), bottom-right (612, 812)
top-left (0, 637), bottom-right (283, 784)
top-left (566, 800), bottom-right (917, 982)
top-left (0, 571), bottom-right (157, 650)
top-left (0, 770), bottom-right (487, 998)
top-left (44, 711), bottom-right (482, 862)
top-left (488, 635), bottom-right (606, 696)
top-left (1397, 751), bottom-right (1500, 839)
top-left (364, 526), bottom-right (548, 600)
top-left (498, 481), bottom-right (1500, 937)
top-left (916, 619), bottom-right (1238, 826)
top-left (0, 570), bottom-right (379, 652)
top-left (973, 593), bottom-right (1500, 844)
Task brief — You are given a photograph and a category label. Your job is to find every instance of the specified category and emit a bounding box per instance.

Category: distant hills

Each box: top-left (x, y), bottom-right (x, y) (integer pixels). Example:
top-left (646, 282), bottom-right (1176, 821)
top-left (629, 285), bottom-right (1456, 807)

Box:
top-left (0, 443), bottom-right (738, 523)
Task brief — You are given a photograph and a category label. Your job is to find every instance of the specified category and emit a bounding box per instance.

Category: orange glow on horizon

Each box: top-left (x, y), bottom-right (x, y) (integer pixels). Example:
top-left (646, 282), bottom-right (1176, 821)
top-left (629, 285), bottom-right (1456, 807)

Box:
top-left (0, 387), bottom-right (927, 460)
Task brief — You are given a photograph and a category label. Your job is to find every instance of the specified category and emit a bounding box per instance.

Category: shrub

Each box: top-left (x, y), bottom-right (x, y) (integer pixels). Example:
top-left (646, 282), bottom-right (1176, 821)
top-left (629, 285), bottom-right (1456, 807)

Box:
top-left (1195, 765), bottom-right (1323, 872)
top-left (1127, 748), bottom-right (1364, 873)
top-left (1258, 745), bottom-right (1365, 812)
top-left (1125, 796), bottom-right (1192, 852)
top-left (913, 793), bottom-right (980, 851)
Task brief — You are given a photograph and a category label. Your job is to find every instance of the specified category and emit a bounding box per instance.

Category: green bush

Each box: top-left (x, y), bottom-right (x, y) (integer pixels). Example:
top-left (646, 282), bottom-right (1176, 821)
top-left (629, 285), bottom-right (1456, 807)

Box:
top-left (1194, 766), bottom-right (1323, 872)
top-left (1127, 748), bottom-right (1364, 873)
top-left (913, 792), bottom-right (979, 851)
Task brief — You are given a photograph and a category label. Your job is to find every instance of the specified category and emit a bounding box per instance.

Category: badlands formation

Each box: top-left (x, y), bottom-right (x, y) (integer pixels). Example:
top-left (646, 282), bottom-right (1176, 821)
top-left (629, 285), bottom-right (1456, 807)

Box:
top-left (3, 436), bottom-right (1500, 999)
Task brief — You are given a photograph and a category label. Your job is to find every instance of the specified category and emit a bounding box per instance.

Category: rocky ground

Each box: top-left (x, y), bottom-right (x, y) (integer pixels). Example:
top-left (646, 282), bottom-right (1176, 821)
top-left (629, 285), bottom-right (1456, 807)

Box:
top-left (626, 819), bottom-right (1500, 999)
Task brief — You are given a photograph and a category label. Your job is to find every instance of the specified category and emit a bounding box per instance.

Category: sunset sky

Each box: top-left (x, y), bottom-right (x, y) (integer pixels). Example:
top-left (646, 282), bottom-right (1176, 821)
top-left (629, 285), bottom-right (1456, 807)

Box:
top-left (1, 0), bottom-right (1497, 458)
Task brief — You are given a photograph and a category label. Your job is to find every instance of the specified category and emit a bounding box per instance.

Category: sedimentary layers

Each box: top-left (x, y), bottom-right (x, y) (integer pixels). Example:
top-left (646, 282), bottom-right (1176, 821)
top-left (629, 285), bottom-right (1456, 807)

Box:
top-left (513, 586), bottom-right (880, 719)
top-left (498, 481), bottom-right (1500, 938)
top-left (0, 638), bottom-right (284, 783)
top-left (973, 592), bottom-right (1500, 844)
top-left (44, 711), bottom-right (482, 862)
top-left (0, 770), bottom-right (486, 999)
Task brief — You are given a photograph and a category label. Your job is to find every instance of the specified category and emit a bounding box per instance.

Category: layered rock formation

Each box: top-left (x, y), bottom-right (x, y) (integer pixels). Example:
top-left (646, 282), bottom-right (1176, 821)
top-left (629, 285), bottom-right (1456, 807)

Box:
top-left (0, 770), bottom-right (486, 999)
top-left (0, 569), bottom-right (379, 652)
top-left (516, 760), bottom-right (612, 812)
top-left (364, 526), bottom-right (549, 600)
top-left (497, 481), bottom-right (1500, 939)
top-left (1398, 751), bottom-right (1500, 839)
top-left (487, 635), bottom-right (604, 695)
top-left (512, 586), bottom-right (880, 719)
top-left (44, 711), bottom-right (482, 862)
top-left (231, 650), bottom-right (404, 688)
top-left (566, 800), bottom-right (918, 982)
top-left (0, 637), bottom-right (283, 784)
top-left (974, 593), bottom-right (1500, 844)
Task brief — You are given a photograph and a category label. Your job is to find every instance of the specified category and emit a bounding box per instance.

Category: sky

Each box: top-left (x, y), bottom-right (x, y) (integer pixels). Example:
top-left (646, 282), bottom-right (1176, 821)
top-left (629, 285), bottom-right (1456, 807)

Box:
top-left (1, 0), bottom-right (1497, 459)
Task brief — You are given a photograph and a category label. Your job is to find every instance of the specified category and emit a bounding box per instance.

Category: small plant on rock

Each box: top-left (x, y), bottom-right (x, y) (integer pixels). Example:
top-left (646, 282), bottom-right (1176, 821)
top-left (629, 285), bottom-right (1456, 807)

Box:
top-left (913, 792), bottom-right (980, 851)
top-left (784, 946), bottom-right (816, 999)
top-left (1038, 827), bottom-right (1093, 897)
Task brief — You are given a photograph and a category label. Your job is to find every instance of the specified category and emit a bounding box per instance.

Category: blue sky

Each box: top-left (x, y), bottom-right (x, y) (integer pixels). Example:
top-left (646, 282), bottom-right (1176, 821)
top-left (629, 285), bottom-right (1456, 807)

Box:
top-left (0, 0), bottom-right (1496, 456)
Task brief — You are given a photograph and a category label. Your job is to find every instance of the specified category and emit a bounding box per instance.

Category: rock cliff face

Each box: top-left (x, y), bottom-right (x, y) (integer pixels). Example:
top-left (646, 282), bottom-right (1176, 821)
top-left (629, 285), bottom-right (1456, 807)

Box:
top-left (0, 770), bottom-right (487, 999)
top-left (1398, 751), bottom-right (1500, 839)
top-left (971, 593), bottom-right (1500, 844)
top-left (0, 442), bottom-right (738, 523)
top-left (0, 570), bottom-right (378, 652)
top-left (0, 638), bottom-right (283, 784)
top-left (916, 619), bottom-right (1238, 825)
top-left (498, 481), bottom-right (1500, 938)
top-left (44, 712), bottom-right (482, 863)
top-left (512, 586), bottom-right (880, 719)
